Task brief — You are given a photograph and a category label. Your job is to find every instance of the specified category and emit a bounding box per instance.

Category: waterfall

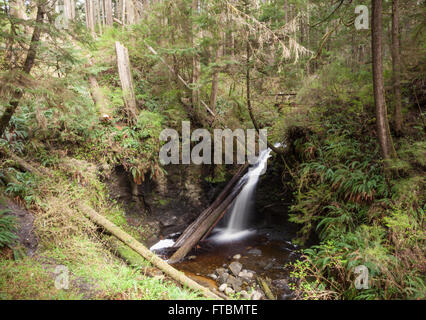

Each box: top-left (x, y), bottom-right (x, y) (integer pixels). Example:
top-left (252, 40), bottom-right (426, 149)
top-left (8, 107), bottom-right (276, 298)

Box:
top-left (213, 146), bottom-right (274, 242)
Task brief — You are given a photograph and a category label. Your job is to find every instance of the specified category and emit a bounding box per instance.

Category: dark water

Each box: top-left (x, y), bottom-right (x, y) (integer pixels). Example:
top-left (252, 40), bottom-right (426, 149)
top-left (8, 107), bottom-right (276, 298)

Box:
top-left (154, 225), bottom-right (300, 299)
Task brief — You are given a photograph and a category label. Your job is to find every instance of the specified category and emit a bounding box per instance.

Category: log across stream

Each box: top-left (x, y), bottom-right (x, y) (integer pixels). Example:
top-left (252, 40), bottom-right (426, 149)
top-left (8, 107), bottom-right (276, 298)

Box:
top-left (150, 146), bottom-right (301, 300)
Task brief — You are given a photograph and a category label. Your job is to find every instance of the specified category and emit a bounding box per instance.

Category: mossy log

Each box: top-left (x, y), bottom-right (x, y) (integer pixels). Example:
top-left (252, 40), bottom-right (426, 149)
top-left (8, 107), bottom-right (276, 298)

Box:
top-left (256, 276), bottom-right (276, 300)
top-left (78, 203), bottom-right (222, 300)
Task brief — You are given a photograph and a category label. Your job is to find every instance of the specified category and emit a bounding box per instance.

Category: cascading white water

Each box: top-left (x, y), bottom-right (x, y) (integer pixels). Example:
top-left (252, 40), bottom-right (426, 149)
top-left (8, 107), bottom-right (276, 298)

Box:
top-left (213, 147), bottom-right (274, 242)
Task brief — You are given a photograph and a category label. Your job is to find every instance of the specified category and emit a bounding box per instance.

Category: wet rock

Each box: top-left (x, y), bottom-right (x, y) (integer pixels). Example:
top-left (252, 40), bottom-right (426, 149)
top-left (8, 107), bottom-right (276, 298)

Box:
top-left (229, 261), bottom-right (243, 276)
top-left (247, 248), bottom-right (262, 256)
top-left (188, 255), bottom-right (197, 260)
top-left (158, 213), bottom-right (178, 227)
top-left (217, 272), bottom-right (229, 285)
top-left (226, 275), bottom-right (243, 291)
top-left (250, 290), bottom-right (263, 300)
top-left (272, 279), bottom-right (292, 295)
top-left (238, 269), bottom-right (254, 281)
top-left (280, 293), bottom-right (294, 300)
top-left (233, 254), bottom-right (242, 260)
top-left (208, 274), bottom-right (218, 280)
top-left (225, 287), bottom-right (235, 296)
top-left (215, 268), bottom-right (226, 276)
top-left (219, 283), bottom-right (227, 292)
top-left (240, 290), bottom-right (250, 300)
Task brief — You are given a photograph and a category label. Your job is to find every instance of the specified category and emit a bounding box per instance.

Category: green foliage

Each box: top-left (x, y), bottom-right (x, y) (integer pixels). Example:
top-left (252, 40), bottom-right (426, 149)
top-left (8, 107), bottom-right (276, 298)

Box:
top-left (0, 209), bottom-right (18, 248)
top-left (5, 170), bottom-right (38, 206)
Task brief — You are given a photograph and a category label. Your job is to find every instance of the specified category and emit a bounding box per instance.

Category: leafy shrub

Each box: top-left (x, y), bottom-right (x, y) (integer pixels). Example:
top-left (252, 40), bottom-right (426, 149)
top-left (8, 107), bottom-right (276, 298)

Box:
top-left (0, 209), bottom-right (18, 248)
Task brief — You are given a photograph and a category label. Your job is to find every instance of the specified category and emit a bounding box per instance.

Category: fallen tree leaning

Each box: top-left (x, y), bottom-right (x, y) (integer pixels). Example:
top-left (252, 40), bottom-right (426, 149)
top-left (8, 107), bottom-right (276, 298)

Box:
top-left (78, 203), bottom-right (222, 300)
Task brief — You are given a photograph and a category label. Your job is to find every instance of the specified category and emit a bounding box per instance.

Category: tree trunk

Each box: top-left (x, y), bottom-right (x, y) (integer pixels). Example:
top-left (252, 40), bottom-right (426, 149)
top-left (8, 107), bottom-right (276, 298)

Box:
top-left (0, 4), bottom-right (44, 138)
top-left (85, 0), bottom-right (96, 36)
top-left (173, 164), bottom-right (249, 249)
top-left (115, 41), bottom-right (138, 123)
top-left (105, 0), bottom-right (113, 26)
top-left (78, 203), bottom-right (222, 300)
top-left (169, 172), bottom-right (248, 264)
top-left (372, 0), bottom-right (397, 161)
top-left (391, 0), bottom-right (403, 136)
top-left (209, 44), bottom-right (222, 113)
top-left (192, 0), bottom-right (201, 109)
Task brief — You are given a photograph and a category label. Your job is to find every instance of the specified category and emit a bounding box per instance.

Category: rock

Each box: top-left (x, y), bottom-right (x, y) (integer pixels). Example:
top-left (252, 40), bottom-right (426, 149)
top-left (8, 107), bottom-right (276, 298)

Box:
top-left (158, 213), bottom-right (178, 227)
top-left (238, 269), bottom-right (254, 281)
top-left (272, 279), bottom-right (292, 295)
top-left (217, 272), bottom-right (229, 285)
top-left (219, 283), bottom-right (227, 292)
top-left (250, 290), bottom-right (263, 300)
top-left (226, 275), bottom-right (243, 292)
top-left (229, 261), bottom-right (243, 276)
top-left (233, 254), bottom-right (242, 260)
top-left (280, 293), bottom-right (294, 300)
top-left (208, 274), bottom-right (218, 280)
top-left (247, 248), bottom-right (262, 256)
top-left (215, 267), bottom-right (226, 276)
top-left (240, 290), bottom-right (250, 300)
top-left (188, 255), bottom-right (197, 260)
top-left (225, 287), bottom-right (235, 296)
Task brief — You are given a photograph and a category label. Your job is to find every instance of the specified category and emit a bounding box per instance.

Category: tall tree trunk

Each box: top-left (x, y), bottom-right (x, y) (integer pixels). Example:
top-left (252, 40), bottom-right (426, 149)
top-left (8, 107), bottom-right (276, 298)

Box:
top-left (372, 0), bottom-right (397, 161)
top-left (209, 43), bottom-right (222, 113)
top-left (85, 0), bottom-right (96, 36)
top-left (105, 0), bottom-right (113, 26)
top-left (392, 0), bottom-right (403, 135)
top-left (115, 41), bottom-right (138, 123)
top-left (0, 4), bottom-right (44, 138)
top-left (192, 0), bottom-right (201, 109)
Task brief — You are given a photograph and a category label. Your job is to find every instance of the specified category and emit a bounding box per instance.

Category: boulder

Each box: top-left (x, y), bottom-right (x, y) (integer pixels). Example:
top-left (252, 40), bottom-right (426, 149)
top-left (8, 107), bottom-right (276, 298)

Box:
top-left (208, 274), bottom-right (218, 280)
top-left (217, 272), bottom-right (229, 285)
top-left (238, 269), bottom-right (254, 281)
top-left (233, 254), bottom-right (242, 260)
top-left (219, 283), bottom-right (227, 292)
top-left (226, 275), bottom-right (243, 291)
top-left (250, 290), bottom-right (263, 300)
top-left (229, 261), bottom-right (243, 276)
top-left (240, 290), bottom-right (250, 300)
top-left (225, 287), bottom-right (235, 296)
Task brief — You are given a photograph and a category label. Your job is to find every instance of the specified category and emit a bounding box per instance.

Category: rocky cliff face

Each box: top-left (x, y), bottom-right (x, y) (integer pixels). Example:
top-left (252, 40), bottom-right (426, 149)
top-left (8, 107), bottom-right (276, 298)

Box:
top-left (106, 164), bottom-right (223, 246)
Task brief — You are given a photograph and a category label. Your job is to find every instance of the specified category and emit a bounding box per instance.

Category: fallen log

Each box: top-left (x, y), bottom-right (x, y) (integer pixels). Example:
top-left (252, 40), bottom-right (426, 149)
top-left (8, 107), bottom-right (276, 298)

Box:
top-left (256, 276), bottom-right (276, 300)
top-left (169, 170), bottom-right (248, 264)
top-left (78, 203), bottom-right (222, 300)
top-left (173, 164), bottom-right (248, 248)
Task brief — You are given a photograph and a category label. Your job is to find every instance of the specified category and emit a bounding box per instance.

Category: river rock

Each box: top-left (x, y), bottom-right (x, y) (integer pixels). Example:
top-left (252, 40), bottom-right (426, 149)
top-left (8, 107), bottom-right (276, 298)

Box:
top-left (272, 279), bottom-right (292, 295)
top-left (188, 255), bottom-right (197, 260)
top-left (229, 261), bottom-right (243, 276)
top-left (208, 274), bottom-right (218, 280)
top-left (215, 267), bottom-right (226, 276)
top-left (247, 248), bottom-right (262, 256)
top-left (233, 254), bottom-right (242, 260)
top-left (240, 290), bottom-right (250, 300)
top-left (219, 283), bottom-right (227, 292)
top-left (238, 269), bottom-right (254, 281)
top-left (225, 287), bottom-right (235, 296)
top-left (250, 290), bottom-right (263, 300)
top-left (217, 272), bottom-right (229, 285)
top-left (226, 275), bottom-right (243, 291)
